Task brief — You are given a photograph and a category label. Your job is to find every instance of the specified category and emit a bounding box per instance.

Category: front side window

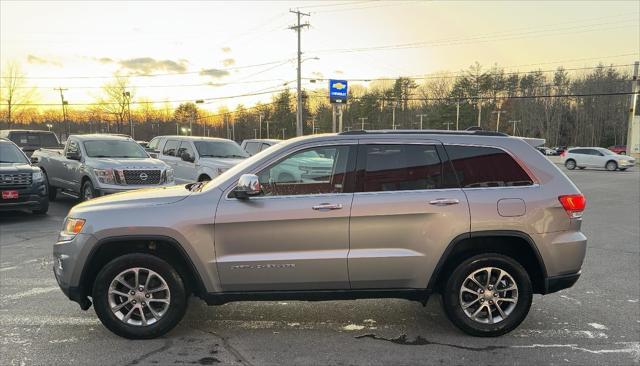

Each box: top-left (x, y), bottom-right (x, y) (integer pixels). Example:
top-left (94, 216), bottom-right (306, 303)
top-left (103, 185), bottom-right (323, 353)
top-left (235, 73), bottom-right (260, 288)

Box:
top-left (67, 140), bottom-right (80, 154)
top-left (83, 140), bottom-right (148, 158)
top-left (194, 140), bottom-right (248, 158)
top-left (445, 145), bottom-right (533, 188)
top-left (0, 142), bottom-right (28, 163)
top-left (256, 145), bottom-right (351, 196)
top-left (177, 141), bottom-right (195, 160)
top-left (360, 144), bottom-right (447, 192)
top-left (148, 137), bottom-right (160, 150)
top-left (244, 142), bottom-right (261, 155)
top-left (163, 140), bottom-right (180, 156)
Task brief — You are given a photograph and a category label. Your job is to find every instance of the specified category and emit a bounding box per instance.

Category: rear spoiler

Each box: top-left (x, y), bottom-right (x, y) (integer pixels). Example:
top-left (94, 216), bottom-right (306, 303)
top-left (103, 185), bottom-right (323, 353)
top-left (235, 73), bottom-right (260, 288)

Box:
top-left (519, 137), bottom-right (545, 147)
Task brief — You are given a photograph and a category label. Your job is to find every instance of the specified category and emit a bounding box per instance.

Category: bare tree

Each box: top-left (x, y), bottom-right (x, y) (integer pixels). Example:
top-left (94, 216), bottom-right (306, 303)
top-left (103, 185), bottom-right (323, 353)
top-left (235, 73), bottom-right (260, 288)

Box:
top-left (0, 61), bottom-right (35, 127)
top-left (96, 75), bottom-right (133, 133)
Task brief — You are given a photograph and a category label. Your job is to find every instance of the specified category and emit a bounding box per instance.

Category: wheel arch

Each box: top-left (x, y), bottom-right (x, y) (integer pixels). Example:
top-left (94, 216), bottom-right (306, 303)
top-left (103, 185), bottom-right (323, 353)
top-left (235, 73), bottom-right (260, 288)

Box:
top-left (79, 235), bottom-right (207, 300)
top-left (428, 231), bottom-right (548, 294)
top-left (605, 159), bottom-right (618, 168)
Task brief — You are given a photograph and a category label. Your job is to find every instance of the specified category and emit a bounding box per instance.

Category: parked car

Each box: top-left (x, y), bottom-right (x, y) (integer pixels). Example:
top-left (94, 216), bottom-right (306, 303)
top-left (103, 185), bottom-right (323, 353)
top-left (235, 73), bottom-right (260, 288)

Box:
top-left (137, 140), bottom-right (149, 148)
top-left (54, 129), bottom-right (587, 339)
top-left (240, 139), bottom-right (281, 155)
top-left (0, 129), bottom-right (62, 157)
top-left (32, 134), bottom-right (174, 201)
top-left (0, 138), bottom-right (49, 214)
top-left (150, 136), bottom-right (248, 183)
top-left (536, 146), bottom-right (556, 156)
top-left (562, 147), bottom-right (635, 171)
top-left (607, 145), bottom-right (627, 155)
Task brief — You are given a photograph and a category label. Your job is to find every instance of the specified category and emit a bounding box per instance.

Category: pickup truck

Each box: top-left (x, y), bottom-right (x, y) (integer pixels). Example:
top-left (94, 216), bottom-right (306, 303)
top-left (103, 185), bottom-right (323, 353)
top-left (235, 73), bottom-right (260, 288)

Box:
top-left (32, 134), bottom-right (175, 201)
top-left (0, 129), bottom-right (62, 157)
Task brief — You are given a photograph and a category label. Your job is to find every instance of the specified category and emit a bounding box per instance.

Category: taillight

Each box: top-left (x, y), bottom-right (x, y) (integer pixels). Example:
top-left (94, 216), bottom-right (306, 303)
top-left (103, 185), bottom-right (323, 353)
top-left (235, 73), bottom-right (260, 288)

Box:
top-left (558, 194), bottom-right (586, 218)
top-left (560, 151), bottom-right (567, 157)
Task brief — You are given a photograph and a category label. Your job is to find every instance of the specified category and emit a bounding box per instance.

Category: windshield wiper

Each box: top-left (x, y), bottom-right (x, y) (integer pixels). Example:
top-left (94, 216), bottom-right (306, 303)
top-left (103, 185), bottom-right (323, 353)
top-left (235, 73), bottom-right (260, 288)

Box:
top-left (221, 155), bottom-right (247, 158)
top-left (199, 154), bottom-right (226, 158)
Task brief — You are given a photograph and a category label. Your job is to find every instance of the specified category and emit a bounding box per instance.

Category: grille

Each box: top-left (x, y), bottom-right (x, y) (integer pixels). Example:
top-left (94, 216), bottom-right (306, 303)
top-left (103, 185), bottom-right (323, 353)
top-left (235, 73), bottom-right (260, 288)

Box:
top-left (0, 173), bottom-right (32, 187)
top-left (123, 169), bottom-right (161, 185)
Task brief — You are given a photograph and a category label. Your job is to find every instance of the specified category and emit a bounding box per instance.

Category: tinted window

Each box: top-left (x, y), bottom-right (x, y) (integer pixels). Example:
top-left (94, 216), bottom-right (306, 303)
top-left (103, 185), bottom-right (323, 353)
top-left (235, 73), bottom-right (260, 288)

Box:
top-left (83, 140), bottom-right (148, 158)
top-left (360, 144), bottom-right (446, 192)
top-left (163, 140), bottom-right (180, 156)
top-left (40, 133), bottom-right (60, 147)
top-left (194, 140), bottom-right (248, 158)
top-left (445, 145), bottom-right (533, 188)
top-left (588, 149), bottom-right (603, 156)
top-left (177, 141), bottom-right (195, 160)
top-left (257, 146), bottom-right (351, 196)
top-left (67, 140), bottom-right (80, 155)
top-left (244, 142), bottom-right (261, 155)
top-left (8, 132), bottom-right (58, 147)
top-left (0, 141), bottom-right (28, 163)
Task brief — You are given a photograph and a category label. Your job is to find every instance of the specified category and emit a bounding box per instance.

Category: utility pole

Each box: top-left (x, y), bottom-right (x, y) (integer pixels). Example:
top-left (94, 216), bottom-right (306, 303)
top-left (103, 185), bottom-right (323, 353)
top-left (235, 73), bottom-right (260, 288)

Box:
top-left (476, 98), bottom-right (482, 128)
top-left (338, 105), bottom-right (343, 132)
top-left (54, 88), bottom-right (68, 136)
top-left (259, 113), bottom-right (264, 139)
top-left (359, 117), bottom-right (368, 130)
top-left (492, 110), bottom-right (504, 132)
top-left (392, 105), bottom-right (396, 130)
top-left (416, 113), bottom-right (427, 130)
top-left (627, 61), bottom-right (639, 159)
top-left (444, 122), bottom-right (454, 130)
top-left (266, 120), bottom-right (270, 139)
top-left (456, 100), bottom-right (460, 130)
top-left (332, 105), bottom-right (337, 132)
top-left (312, 116), bottom-right (316, 134)
top-left (290, 9), bottom-right (310, 137)
top-left (282, 128), bottom-right (286, 139)
top-left (509, 120), bottom-right (521, 136)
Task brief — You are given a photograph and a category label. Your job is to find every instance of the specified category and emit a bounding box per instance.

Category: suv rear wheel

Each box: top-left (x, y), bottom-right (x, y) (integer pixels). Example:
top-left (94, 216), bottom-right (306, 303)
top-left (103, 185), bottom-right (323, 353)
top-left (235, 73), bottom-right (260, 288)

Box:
top-left (92, 253), bottom-right (187, 339)
top-left (442, 253), bottom-right (532, 337)
top-left (565, 159), bottom-right (576, 170)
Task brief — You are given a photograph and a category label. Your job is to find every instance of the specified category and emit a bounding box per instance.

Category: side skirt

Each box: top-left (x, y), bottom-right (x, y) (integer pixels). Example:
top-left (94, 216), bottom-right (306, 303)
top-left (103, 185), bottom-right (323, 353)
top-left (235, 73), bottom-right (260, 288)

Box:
top-left (203, 288), bottom-right (431, 306)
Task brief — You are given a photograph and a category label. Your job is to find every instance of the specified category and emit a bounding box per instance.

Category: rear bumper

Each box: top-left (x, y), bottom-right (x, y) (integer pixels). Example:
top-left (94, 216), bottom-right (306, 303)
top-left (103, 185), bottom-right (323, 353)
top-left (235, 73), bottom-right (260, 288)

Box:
top-left (544, 271), bottom-right (581, 294)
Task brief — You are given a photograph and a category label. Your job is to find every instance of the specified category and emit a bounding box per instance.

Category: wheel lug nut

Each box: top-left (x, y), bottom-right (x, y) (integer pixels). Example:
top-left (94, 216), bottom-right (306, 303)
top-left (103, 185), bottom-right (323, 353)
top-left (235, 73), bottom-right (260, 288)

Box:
top-left (488, 285), bottom-right (493, 290)
top-left (494, 293), bottom-right (499, 297)
top-left (489, 300), bottom-right (494, 304)
top-left (132, 300), bottom-right (137, 304)
top-left (138, 287), bottom-right (144, 292)
top-left (480, 298), bottom-right (485, 303)
top-left (145, 294), bottom-right (150, 298)
top-left (129, 291), bottom-right (135, 296)
top-left (479, 290), bottom-right (484, 294)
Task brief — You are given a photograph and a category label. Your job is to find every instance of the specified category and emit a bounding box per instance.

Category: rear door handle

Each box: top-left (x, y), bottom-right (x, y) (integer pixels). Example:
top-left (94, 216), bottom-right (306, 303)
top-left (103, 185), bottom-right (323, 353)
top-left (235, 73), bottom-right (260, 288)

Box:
top-left (429, 198), bottom-right (460, 206)
top-left (312, 203), bottom-right (343, 211)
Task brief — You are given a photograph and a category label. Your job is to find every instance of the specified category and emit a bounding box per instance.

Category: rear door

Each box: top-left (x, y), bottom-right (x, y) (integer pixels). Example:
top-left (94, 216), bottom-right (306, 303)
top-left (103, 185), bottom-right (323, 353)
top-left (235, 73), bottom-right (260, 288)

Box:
top-left (348, 140), bottom-right (470, 289)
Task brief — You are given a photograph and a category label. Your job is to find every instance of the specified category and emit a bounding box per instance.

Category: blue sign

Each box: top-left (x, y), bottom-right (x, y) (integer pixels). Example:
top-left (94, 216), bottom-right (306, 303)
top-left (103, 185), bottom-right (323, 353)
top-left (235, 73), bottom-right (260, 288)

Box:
top-left (329, 79), bottom-right (348, 104)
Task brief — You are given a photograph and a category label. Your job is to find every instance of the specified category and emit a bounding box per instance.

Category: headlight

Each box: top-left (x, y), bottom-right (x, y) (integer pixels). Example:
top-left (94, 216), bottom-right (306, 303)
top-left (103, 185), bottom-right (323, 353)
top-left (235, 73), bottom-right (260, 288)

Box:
top-left (619, 159), bottom-right (629, 164)
top-left (94, 169), bottom-right (116, 184)
top-left (58, 218), bottom-right (86, 242)
top-left (164, 168), bottom-right (175, 183)
top-left (32, 171), bottom-right (44, 182)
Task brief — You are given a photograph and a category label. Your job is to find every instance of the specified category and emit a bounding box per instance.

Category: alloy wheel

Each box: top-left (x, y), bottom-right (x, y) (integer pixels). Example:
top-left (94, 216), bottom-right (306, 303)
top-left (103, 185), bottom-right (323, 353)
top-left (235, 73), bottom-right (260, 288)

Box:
top-left (459, 267), bottom-right (519, 324)
top-left (108, 267), bottom-right (171, 326)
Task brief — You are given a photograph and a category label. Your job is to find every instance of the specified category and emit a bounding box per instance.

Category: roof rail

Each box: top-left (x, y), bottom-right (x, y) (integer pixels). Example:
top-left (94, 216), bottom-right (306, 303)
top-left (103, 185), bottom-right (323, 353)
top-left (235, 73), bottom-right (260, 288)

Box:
top-left (338, 129), bottom-right (509, 137)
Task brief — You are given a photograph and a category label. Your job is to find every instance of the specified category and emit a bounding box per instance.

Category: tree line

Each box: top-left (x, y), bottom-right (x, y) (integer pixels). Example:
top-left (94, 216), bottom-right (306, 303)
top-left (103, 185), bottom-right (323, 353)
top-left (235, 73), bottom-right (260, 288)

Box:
top-left (1, 61), bottom-right (637, 147)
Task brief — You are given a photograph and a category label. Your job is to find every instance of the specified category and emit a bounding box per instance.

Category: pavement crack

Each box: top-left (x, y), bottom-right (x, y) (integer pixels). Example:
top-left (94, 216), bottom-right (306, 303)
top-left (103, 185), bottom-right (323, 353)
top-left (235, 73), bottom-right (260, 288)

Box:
top-left (355, 333), bottom-right (509, 352)
top-left (125, 338), bottom-right (173, 365)
top-left (195, 328), bottom-right (254, 366)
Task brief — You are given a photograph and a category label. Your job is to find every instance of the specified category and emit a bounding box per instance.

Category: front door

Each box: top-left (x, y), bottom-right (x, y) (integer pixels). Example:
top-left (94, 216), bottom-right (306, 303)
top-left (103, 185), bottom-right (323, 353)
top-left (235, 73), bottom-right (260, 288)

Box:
top-left (348, 141), bottom-right (470, 289)
top-left (175, 141), bottom-right (197, 182)
top-left (214, 142), bottom-right (357, 291)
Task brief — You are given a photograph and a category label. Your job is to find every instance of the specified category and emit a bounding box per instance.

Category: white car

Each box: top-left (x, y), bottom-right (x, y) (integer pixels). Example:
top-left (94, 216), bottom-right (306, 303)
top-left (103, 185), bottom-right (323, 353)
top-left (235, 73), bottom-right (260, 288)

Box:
top-left (149, 136), bottom-right (248, 183)
top-left (562, 147), bottom-right (636, 171)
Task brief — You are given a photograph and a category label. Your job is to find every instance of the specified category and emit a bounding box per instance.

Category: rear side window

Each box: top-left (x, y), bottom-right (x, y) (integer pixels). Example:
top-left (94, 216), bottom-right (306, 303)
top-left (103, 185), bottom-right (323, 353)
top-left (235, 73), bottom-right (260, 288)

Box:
top-left (163, 140), bottom-right (180, 156)
top-left (570, 149), bottom-right (586, 154)
top-left (445, 145), bottom-right (533, 188)
top-left (359, 144), bottom-right (451, 192)
top-left (244, 142), bottom-right (261, 155)
top-left (40, 133), bottom-right (59, 147)
top-left (260, 143), bottom-right (272, 151)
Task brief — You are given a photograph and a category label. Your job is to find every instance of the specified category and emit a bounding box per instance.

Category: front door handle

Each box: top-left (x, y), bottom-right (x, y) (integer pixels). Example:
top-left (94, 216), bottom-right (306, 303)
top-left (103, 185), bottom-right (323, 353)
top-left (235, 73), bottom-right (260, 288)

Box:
top-left (429, 198), bottom-right (460, 206)
top-left (312, 203), bottom-right (343, 211)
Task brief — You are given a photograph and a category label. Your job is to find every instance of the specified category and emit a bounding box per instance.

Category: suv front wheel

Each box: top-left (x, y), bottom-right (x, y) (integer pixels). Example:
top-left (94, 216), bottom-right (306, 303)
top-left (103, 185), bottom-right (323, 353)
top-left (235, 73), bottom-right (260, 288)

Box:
top-left (442, 254), bottom-right (532, 337)
top-left (92, 253), bottom-right (187, 339)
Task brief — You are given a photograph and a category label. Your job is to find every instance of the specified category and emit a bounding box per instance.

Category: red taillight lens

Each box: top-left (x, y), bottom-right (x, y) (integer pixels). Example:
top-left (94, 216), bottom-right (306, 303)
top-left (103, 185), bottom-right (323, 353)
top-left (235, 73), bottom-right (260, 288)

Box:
top-left (560, 151), bottom-right (567, 157)
top-left (558, 194), bottom-right (586, 218)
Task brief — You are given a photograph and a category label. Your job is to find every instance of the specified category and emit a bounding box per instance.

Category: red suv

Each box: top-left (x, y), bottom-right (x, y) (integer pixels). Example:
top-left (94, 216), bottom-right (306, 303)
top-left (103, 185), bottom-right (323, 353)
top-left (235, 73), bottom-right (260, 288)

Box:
top-left (608, 145), bottom-right (627, 155)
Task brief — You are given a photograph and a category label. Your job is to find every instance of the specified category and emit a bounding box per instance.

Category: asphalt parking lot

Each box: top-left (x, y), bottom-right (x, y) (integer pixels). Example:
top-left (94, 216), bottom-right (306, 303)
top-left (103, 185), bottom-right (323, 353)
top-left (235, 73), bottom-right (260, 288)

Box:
top-left (1, 168), bottom-right (639, 366)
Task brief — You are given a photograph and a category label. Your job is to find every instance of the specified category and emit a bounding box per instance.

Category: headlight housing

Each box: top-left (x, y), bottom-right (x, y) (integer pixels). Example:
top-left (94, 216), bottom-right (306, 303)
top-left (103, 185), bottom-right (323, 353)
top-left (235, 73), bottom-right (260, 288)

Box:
top-left (94, 169), bottom-right (116, 184)
top-left (164, 168), bottom-right (175, 183)
top-left (58, 218), bottom-right (86, 242)
top-left (32, 171), bottom-right (44, 182)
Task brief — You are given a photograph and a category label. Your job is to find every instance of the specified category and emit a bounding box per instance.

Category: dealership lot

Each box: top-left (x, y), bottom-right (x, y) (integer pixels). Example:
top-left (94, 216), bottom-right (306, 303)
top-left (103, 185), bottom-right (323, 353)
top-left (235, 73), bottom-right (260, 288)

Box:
top-left (1, 169), bottom-right (638, 365)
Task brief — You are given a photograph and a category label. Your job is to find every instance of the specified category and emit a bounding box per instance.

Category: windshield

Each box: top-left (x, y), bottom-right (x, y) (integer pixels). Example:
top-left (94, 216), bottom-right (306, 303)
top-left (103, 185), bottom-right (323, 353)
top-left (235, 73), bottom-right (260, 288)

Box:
top-left (83, 140), bottom-right (149, 158)
top-left (194, 140), bottom-right (248, 158)
top-left (0, 142), bottom-right (29, 163)
top-left (9, 132), bottom-right (59, 148)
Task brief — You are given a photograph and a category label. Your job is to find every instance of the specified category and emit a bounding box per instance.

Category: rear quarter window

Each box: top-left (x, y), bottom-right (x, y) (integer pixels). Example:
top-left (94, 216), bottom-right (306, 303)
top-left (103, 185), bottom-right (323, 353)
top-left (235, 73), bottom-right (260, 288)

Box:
top-left (444, 145), bottom-right (533, 188)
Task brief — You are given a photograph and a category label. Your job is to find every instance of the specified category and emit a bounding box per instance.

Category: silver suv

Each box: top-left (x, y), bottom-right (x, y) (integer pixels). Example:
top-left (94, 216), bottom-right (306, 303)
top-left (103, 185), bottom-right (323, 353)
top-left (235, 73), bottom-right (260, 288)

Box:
top-left (53, 130), bottom-right (587, 339)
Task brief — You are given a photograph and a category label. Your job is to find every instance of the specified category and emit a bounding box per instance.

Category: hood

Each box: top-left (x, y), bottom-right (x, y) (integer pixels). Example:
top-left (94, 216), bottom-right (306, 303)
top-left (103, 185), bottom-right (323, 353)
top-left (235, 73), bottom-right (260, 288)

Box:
top-left (198, 157), bottom-right (245, 169)
top-left (0, 163), bottom-right (38, 173)
top-left (614, 154), bottom-right (635, 161)
top-left (85, 157), bottom-right (168, 170)
top-left (72, 184), bottom-right (192, 212)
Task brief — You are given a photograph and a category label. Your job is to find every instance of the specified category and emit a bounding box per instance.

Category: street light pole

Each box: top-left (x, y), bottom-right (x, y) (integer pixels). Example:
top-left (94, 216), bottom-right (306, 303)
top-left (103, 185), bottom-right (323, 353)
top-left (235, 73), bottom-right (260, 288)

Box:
top-left (359, 117), bottom-right (368, 130)
top-left (259, 113), bottom-right (264, 139)
top-left (416, 113), bottom-right (427, 130)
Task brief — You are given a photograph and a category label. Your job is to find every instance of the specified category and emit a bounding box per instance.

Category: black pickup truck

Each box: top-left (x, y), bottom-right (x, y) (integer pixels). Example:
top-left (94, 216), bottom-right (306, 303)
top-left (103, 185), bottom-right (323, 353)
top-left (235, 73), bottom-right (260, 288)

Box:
top-left (0, 138), bottom-right (49, 214)
top-left (0, 129), bottom-right (62, 157)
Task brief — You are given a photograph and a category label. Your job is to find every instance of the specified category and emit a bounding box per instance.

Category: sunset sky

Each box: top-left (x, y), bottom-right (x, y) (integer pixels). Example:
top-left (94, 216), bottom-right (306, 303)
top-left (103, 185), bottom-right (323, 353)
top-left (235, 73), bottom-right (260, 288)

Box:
top-left (1, 0), bottom-right (639, 112)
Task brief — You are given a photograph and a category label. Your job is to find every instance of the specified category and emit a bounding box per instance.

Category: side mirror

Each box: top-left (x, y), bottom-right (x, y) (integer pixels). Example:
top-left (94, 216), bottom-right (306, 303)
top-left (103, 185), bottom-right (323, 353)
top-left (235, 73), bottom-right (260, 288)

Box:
top-left (30, 156), bottom-right (39, 164)
top-left (181, 152), bottom-right (195, 163)
top-left (233, 174), bottom-right (261, 198)
top-left (66, 151), bottom-right (81, 161)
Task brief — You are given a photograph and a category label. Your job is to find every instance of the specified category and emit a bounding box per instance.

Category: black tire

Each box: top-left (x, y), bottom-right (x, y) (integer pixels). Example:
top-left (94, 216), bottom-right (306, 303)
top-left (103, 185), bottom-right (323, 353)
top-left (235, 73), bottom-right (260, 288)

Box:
top-left (32, 200), bottom-right (49, 215)
top-left (43, 171), bottom-right (57, 201)
top-left (442, 253), bottom-right (533, 337)
top-left (619, 168), bottom-right (627, 171)
top-left (565, 159), bottom-right (576, 170)
top-left (578, 167), bottom-right (585, 170)
top-left (81, 180), bottom-right (96, 201)
top-left (198, 175), bottom-right (211, 182)
top-left (92, 253), bottom-right (187, 339)
top-left (605, 160), bottom-right (618, 171)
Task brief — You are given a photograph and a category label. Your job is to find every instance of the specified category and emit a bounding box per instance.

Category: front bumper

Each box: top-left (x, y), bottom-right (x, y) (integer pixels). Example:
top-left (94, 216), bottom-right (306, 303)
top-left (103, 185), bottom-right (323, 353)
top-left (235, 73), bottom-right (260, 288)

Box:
top-left (53, 233), bottom-right (97, 309)
top-left (95, 181), bottom-right (175, 195)
top-left (0, 182), bottom-right (48, 211)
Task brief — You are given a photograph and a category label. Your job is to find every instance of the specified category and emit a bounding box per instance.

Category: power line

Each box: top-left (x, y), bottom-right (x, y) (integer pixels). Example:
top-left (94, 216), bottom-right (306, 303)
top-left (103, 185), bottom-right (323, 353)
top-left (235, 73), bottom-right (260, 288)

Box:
top-left (0, 78), bottom-right (293, 89)
top-left (308, 91), bottom-right (639, 102)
